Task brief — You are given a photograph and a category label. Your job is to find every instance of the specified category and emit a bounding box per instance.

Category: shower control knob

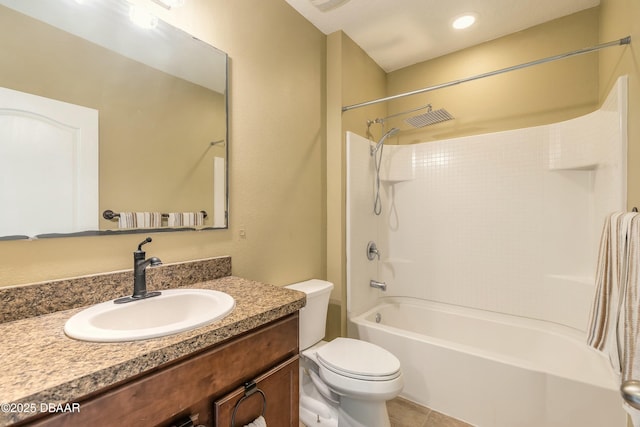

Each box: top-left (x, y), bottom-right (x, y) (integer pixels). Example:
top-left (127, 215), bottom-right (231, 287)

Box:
top-left (367, 241), bottom-right (380, 261)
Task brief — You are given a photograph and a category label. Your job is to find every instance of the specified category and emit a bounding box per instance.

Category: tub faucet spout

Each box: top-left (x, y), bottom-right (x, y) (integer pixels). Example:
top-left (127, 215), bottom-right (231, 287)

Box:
top-left (370, 280), bottom-right (387, 291)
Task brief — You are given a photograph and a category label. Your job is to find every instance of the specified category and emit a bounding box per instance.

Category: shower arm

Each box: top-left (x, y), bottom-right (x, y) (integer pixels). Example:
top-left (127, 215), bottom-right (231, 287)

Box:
top-left (344, 36), bottom-right (631, 112)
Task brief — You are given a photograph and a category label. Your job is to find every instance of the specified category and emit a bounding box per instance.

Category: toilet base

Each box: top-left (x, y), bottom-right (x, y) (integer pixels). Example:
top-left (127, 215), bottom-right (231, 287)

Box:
top-left (300, 403), bottom-right (338, 427)
top-left (300, 364), bottom-right (339, 427)
top-left (300, 395), bottom-right (391, 427)
top-left (337, 396), bottom-right (391, 427)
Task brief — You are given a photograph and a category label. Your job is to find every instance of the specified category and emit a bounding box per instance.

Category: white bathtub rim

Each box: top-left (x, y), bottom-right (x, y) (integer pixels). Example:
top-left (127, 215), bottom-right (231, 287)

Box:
top-left (356, 295), bottom-right (587, 339)
top-left (349, 296), bottom-right (619, 391)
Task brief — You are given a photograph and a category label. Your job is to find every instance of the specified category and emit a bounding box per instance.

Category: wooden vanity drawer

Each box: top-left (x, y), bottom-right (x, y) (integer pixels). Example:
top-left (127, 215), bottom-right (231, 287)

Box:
top-left (23, 313), bottom-right (298, 427)
top-left (213, 356), bottom-right (299, 427)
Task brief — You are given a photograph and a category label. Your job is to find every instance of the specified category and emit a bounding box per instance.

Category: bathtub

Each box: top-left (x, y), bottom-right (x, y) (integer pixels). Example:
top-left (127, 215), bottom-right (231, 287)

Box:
top-left (350, 297), bottom-right (626, 427)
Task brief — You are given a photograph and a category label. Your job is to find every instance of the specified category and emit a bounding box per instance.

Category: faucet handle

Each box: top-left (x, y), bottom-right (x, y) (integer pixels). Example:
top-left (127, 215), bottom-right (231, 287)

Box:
top-left (367, 241), bottom-right (380, 260)
top-left (137, 237), bottom-right (152, 251)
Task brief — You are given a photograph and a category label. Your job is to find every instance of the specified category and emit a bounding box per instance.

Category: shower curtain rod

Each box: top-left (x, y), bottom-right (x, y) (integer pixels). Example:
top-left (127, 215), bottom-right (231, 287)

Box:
top-left (342, 36), bottom-right (631, 112)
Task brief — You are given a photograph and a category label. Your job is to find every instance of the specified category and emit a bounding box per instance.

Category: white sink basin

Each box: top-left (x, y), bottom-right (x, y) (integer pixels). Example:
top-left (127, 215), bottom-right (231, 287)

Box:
top-left (64, 289), bottom-right (235, 342)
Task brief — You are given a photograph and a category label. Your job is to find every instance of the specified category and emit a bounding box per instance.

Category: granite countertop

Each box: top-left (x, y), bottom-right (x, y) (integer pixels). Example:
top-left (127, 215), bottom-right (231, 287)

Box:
top-left (0, 275), bottom-right (305, 426)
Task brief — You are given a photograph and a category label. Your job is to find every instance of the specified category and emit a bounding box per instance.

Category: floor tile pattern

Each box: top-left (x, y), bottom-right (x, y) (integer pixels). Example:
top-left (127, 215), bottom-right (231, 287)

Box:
top-left (388, 397), bottom-right (473, 427)
top-left (299, 397), bottom-right (473, 427)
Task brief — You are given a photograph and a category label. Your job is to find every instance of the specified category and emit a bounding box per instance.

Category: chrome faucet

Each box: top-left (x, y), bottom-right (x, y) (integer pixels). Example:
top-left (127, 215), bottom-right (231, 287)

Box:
top-left (367, 241), bottom-right (380, 261)
top-left (115, 237), bottom-right (162, 304)
top-left (370, 279), bottom-right (387, 291)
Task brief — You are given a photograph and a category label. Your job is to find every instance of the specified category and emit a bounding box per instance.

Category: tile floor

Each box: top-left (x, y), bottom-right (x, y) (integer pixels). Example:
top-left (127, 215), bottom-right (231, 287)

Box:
top-left (299, 397), bottom-right (472, 427)
top-left (387, 397), bottom-right (473, 427)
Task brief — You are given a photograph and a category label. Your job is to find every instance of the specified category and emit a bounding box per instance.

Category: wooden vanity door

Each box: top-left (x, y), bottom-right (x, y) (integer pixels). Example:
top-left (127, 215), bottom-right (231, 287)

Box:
top-left (214, 356), bottom-right (299, 427)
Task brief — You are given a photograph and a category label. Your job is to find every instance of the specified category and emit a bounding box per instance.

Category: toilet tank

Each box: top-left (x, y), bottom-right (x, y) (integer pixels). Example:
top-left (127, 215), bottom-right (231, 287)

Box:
top-left (285, 279), bottom-right (333, 350)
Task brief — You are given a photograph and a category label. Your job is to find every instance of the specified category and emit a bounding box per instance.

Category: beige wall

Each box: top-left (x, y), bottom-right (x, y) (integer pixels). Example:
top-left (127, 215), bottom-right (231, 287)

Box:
top-left (0, 0), bottom-right (326, 288)
top-left (326, 31), bottom-right (387, 337)
top-left (385, 8), bottom-right (600, 143)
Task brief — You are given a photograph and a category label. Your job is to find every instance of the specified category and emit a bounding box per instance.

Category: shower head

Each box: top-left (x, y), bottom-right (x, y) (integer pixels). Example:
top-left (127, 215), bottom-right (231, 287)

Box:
top-left (405, 105), bottom-right (454, 128)
top-left (371, 127), bottom-right (400, 155)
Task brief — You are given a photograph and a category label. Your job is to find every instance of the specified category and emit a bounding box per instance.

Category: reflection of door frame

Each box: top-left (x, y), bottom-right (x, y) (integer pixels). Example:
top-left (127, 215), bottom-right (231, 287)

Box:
top-left (0, 86), bottom-right (98, 238)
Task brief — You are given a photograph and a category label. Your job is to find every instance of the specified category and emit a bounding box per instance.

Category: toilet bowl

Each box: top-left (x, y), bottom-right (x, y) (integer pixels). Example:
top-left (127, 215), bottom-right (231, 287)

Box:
top-left (286, 280), bottom-right (403, 427)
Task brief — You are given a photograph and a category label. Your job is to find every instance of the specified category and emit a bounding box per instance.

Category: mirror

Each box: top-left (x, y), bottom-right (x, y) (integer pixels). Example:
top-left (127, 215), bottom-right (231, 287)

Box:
top-left (0, 0), bottom-right (228, 240)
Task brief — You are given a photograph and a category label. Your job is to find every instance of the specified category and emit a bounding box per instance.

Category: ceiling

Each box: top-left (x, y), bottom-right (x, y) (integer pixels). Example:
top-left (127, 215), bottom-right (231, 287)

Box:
top-left (284, 0), bottom-right (600, 72)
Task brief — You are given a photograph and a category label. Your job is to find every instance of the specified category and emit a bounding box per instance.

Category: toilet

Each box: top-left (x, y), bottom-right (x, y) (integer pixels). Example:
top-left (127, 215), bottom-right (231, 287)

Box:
top-left (286, 279), bottom-right (403, 427)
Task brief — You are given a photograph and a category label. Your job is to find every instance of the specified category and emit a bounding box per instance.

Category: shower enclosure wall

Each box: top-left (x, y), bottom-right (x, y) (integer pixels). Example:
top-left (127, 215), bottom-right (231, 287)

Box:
top-left (346, 76), bottom-right (628, 426)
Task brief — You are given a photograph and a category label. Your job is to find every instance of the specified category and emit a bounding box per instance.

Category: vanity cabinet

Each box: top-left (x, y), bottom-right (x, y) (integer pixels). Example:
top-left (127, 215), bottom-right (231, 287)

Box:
top-left (21, 314), bottom-right (299, 427)
top-left (214, 357), bottom-right (298, 426)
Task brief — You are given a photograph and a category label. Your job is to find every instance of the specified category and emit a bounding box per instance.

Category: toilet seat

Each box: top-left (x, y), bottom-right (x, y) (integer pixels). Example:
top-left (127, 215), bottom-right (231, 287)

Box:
top-left (316, 338), bottom-right (401, 381)
top-left (315, 339), bottom-right (404, 400)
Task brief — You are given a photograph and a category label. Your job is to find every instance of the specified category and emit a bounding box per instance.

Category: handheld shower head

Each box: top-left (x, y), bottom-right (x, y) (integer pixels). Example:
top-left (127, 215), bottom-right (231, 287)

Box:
top-left (371, 127), bottom-right (400, 155)
top-left (371, 127), bottom-right (399, 215)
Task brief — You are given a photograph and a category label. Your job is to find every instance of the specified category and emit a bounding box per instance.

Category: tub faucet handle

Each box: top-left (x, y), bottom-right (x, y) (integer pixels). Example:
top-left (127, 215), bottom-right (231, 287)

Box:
top-left (367, 241), bottom-right (380, 260)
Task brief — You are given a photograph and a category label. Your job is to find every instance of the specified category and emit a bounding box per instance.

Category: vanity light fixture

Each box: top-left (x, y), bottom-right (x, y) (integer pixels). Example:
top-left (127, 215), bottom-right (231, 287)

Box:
top-left (151, 0), bottom-right (185, 9)
top-left (452, 13), bottom-right (477, 30)
top-left (129, 4), bottom-right (158, 29)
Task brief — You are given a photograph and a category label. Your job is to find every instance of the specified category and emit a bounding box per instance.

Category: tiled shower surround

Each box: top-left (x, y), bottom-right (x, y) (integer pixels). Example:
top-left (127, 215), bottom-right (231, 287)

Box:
top-left (347, 76), bottom-right (627, 332)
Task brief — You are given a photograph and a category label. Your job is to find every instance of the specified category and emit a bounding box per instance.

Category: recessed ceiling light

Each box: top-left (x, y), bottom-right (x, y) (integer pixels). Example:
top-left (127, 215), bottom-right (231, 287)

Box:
top-left (309, 0), bottom-right (351, 12)
top-left (129, 5), bottom-right (158, 29)
top-left (452, 14), bottom-right (476, 30)
top-left (151, 0), bottom-right (185, 10)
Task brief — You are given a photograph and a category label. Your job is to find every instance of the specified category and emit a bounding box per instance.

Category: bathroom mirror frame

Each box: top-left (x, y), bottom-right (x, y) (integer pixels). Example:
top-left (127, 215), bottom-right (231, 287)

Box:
top-left (0, 0), bottom-right (229, 240)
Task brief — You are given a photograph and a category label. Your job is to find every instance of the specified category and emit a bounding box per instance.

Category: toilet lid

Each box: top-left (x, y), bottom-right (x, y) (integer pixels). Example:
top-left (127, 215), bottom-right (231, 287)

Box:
top-left (316, 338), bottom-right (401, 380)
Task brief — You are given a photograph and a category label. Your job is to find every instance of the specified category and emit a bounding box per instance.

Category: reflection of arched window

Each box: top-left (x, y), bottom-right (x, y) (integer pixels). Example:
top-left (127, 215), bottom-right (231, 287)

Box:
top-left (0, 87), bottom-right (98, 238)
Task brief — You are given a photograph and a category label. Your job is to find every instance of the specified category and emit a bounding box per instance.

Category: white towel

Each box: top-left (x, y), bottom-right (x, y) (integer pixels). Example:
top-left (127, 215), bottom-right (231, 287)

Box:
top-left (167, 213), bottom-right (181, 227)
top-left (623, 215), bottom-right (640, 380)
top-left (118, 212), bottom-right (161, 229)
top-left (118, 212), bottom-right (135, 229)
top-left (587, 212), bottom-right (629, 371)
top-left (136, 212), bottom-right (161, 228)
top-left (243, 415), bottom-right (266, 427)
top-left (587, 212), bottom-right (640, 420)
top-left (167, 212), bottom-right (205, 227)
